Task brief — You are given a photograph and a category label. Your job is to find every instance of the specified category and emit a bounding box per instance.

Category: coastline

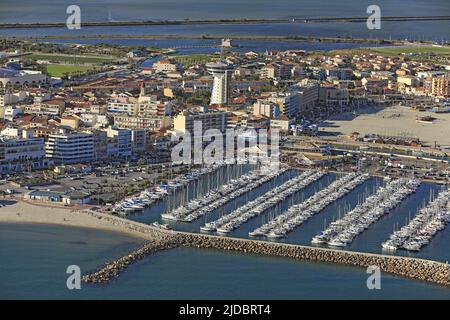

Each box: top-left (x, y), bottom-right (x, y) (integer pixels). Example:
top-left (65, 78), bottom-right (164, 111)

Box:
top-left (0, 200), bottom-right (150, 241)
top-left (1, 16), bottom-right (449, 29)
top-left (2, 34), bottom-right (394, 45)
top-left (3, 200), bottom-right (449, 287)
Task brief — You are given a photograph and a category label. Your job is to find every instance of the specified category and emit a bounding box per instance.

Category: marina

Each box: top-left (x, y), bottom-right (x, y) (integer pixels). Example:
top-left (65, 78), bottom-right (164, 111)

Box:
top-left (117, 168), bottom-right (449, 263)
top-left (382, 186), bottom-right (450, 252)
top-left (200, 170), bottom-right (326, 234)
top-left (113, 162), bottom-right (245, 215)
top-left (249, 173), bottom-right (370, 239)
top-left (312, 178), bottom-right (421, 248)
top-left (161, 166), bottom-right (289, 222)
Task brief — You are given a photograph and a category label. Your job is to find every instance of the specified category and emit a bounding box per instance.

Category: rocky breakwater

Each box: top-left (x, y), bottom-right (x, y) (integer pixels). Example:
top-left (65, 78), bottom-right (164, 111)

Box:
top-left (175, 233), bottom-right (450, 286)
top-left (82, 238), bottom-right (178, 284)
top-left (80, 210), bottom-right (180, 283)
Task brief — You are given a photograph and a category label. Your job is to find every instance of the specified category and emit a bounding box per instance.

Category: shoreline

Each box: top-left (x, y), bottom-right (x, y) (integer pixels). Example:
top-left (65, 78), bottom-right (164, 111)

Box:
top-left (2, 34), bottom-right (394, 45)
top-left (2, 200), bottom-right (450, 287)
top-left (1, 16), bottom-right (449, 29)
top-left (0, 200), bottom-right (151, 241)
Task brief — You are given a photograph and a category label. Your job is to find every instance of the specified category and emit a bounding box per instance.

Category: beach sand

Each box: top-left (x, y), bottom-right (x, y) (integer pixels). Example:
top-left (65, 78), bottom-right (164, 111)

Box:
top-left (0, 200), bottom-right (149, 241)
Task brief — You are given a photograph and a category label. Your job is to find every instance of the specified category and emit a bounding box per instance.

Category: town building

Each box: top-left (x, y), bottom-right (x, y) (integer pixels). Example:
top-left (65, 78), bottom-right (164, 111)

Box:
top-left (106, 126), bottom-right (132, 159)
top-left (4, 106), bottom-right (23, 121)
top-left (46, 131), bottom-right (95, 164)
top-left (113, 115), bottom-right (172, 131)
top-left (270, 115), bottom-right (294, 131)
top-left (25, 99), bottom-right (66, 116)
top-left (0, 132), bottom-right (47, 173)
top-left (206, 61), bottom-right (233, 105)
top-left (268, 93), bottom-right (299, 119)
top-left (0, 67), bottom-right (47, 88)
top-left (0, 90), bottom-right (27, 107)
top-left (153, 60), bottom-right (182, 73)
top-left (173, 111), bottom-right (229, 134)
top-left (319, 86), bottom-right (350, 107)
top-left (431, 77), bottom-right (450, 97)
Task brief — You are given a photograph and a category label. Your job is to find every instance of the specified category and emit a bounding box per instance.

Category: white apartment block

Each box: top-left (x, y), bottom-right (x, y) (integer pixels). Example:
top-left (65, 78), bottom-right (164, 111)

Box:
top-left (0, 135), bottom-right (48, 172)
top-left (46, 132), bottom-right (95, 164)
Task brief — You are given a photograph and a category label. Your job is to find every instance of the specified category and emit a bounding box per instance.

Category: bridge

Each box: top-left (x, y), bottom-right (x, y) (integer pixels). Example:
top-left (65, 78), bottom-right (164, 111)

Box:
top-left (168, 44), bottom-right (221, 50)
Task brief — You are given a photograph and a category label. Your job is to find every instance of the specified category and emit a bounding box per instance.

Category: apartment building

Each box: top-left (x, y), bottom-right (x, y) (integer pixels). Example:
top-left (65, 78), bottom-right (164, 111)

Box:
top-left (319, 86), bottom-right (350, 107)
top-left (431, 77), bottom-right (450, 97)
top-left (25, 99), bottom-right (66, 116)
top-left (46, 131), bottom-right (95, 164)
top-left (106, 126), bottom-right (132, 159)
top-left (261, 62), bottom-right (293, 80)
top-left (253, 100), bottom-right (280, 118)
top-left (173, 111), bottom-right (229, 134)
top-left (113, 115), bottom-right (172, 131)
top-left (0, 90), bottom-right (27, 107)
top-left (153, 60), bottom-right (182, 73)
top-left (131, 129), bottom-right (148, 154)
top-left (290, 81), bottom-right (320, 115)
top-left (107, 92), bottom-right (138, 115)
top-left (0, 134), bottom-right (47, 173)
top-left (268, 93), bottom-right (299, 119)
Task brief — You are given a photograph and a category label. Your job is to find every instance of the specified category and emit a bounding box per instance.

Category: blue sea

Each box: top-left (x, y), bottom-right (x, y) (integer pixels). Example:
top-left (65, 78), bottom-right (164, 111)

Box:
top-left (1, 223), bottom-right (450, 299)
top-left (0, 0), bottom-right (449, 41)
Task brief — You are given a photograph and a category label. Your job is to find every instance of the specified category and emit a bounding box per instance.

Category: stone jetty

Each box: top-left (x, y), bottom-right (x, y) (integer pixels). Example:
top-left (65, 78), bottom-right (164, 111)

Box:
top-left (80, 210), bottom-right (450, 286)
top-left (82, 239), bottom-right (177, 283)
top-left (175, 233), bottom-right (450, 287)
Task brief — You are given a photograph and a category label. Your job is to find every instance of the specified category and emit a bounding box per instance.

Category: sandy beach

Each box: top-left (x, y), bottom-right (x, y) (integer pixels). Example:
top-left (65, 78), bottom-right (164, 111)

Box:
top-left (322, 105), bottom-right (450, 148)
top-left (0, 200), bottom-right (150, 241)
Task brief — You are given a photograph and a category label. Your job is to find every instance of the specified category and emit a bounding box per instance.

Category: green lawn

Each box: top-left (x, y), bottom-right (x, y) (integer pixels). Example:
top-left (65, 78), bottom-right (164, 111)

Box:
top-left (28, 53), bottom-right (116, 64)
top-left (171, 54), bottom-right (218, 67)
top-left (369, 45), bottom-right (450, 56)
top-left (45, 64), bottom-right (96, 77)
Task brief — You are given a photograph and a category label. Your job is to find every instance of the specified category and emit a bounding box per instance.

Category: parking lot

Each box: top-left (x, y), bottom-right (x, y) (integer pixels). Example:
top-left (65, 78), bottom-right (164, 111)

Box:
top-left (0, 162), bottom-right (188, 204)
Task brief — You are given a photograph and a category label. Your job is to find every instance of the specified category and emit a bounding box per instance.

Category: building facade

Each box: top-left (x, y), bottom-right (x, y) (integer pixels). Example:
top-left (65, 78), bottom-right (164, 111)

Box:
top-left (46, 132), bottom-right (95, 164)
top-left (206, 61), bottom-right (233, 105)
top-left (173, 111), bottom-right (229, 134)
top-left (0, 136), bottom-right (47, 172)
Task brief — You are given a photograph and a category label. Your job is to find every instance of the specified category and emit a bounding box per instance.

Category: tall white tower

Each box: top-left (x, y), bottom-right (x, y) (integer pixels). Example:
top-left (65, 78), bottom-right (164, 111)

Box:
top-left (206, 61), bottom-right (233, 105)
